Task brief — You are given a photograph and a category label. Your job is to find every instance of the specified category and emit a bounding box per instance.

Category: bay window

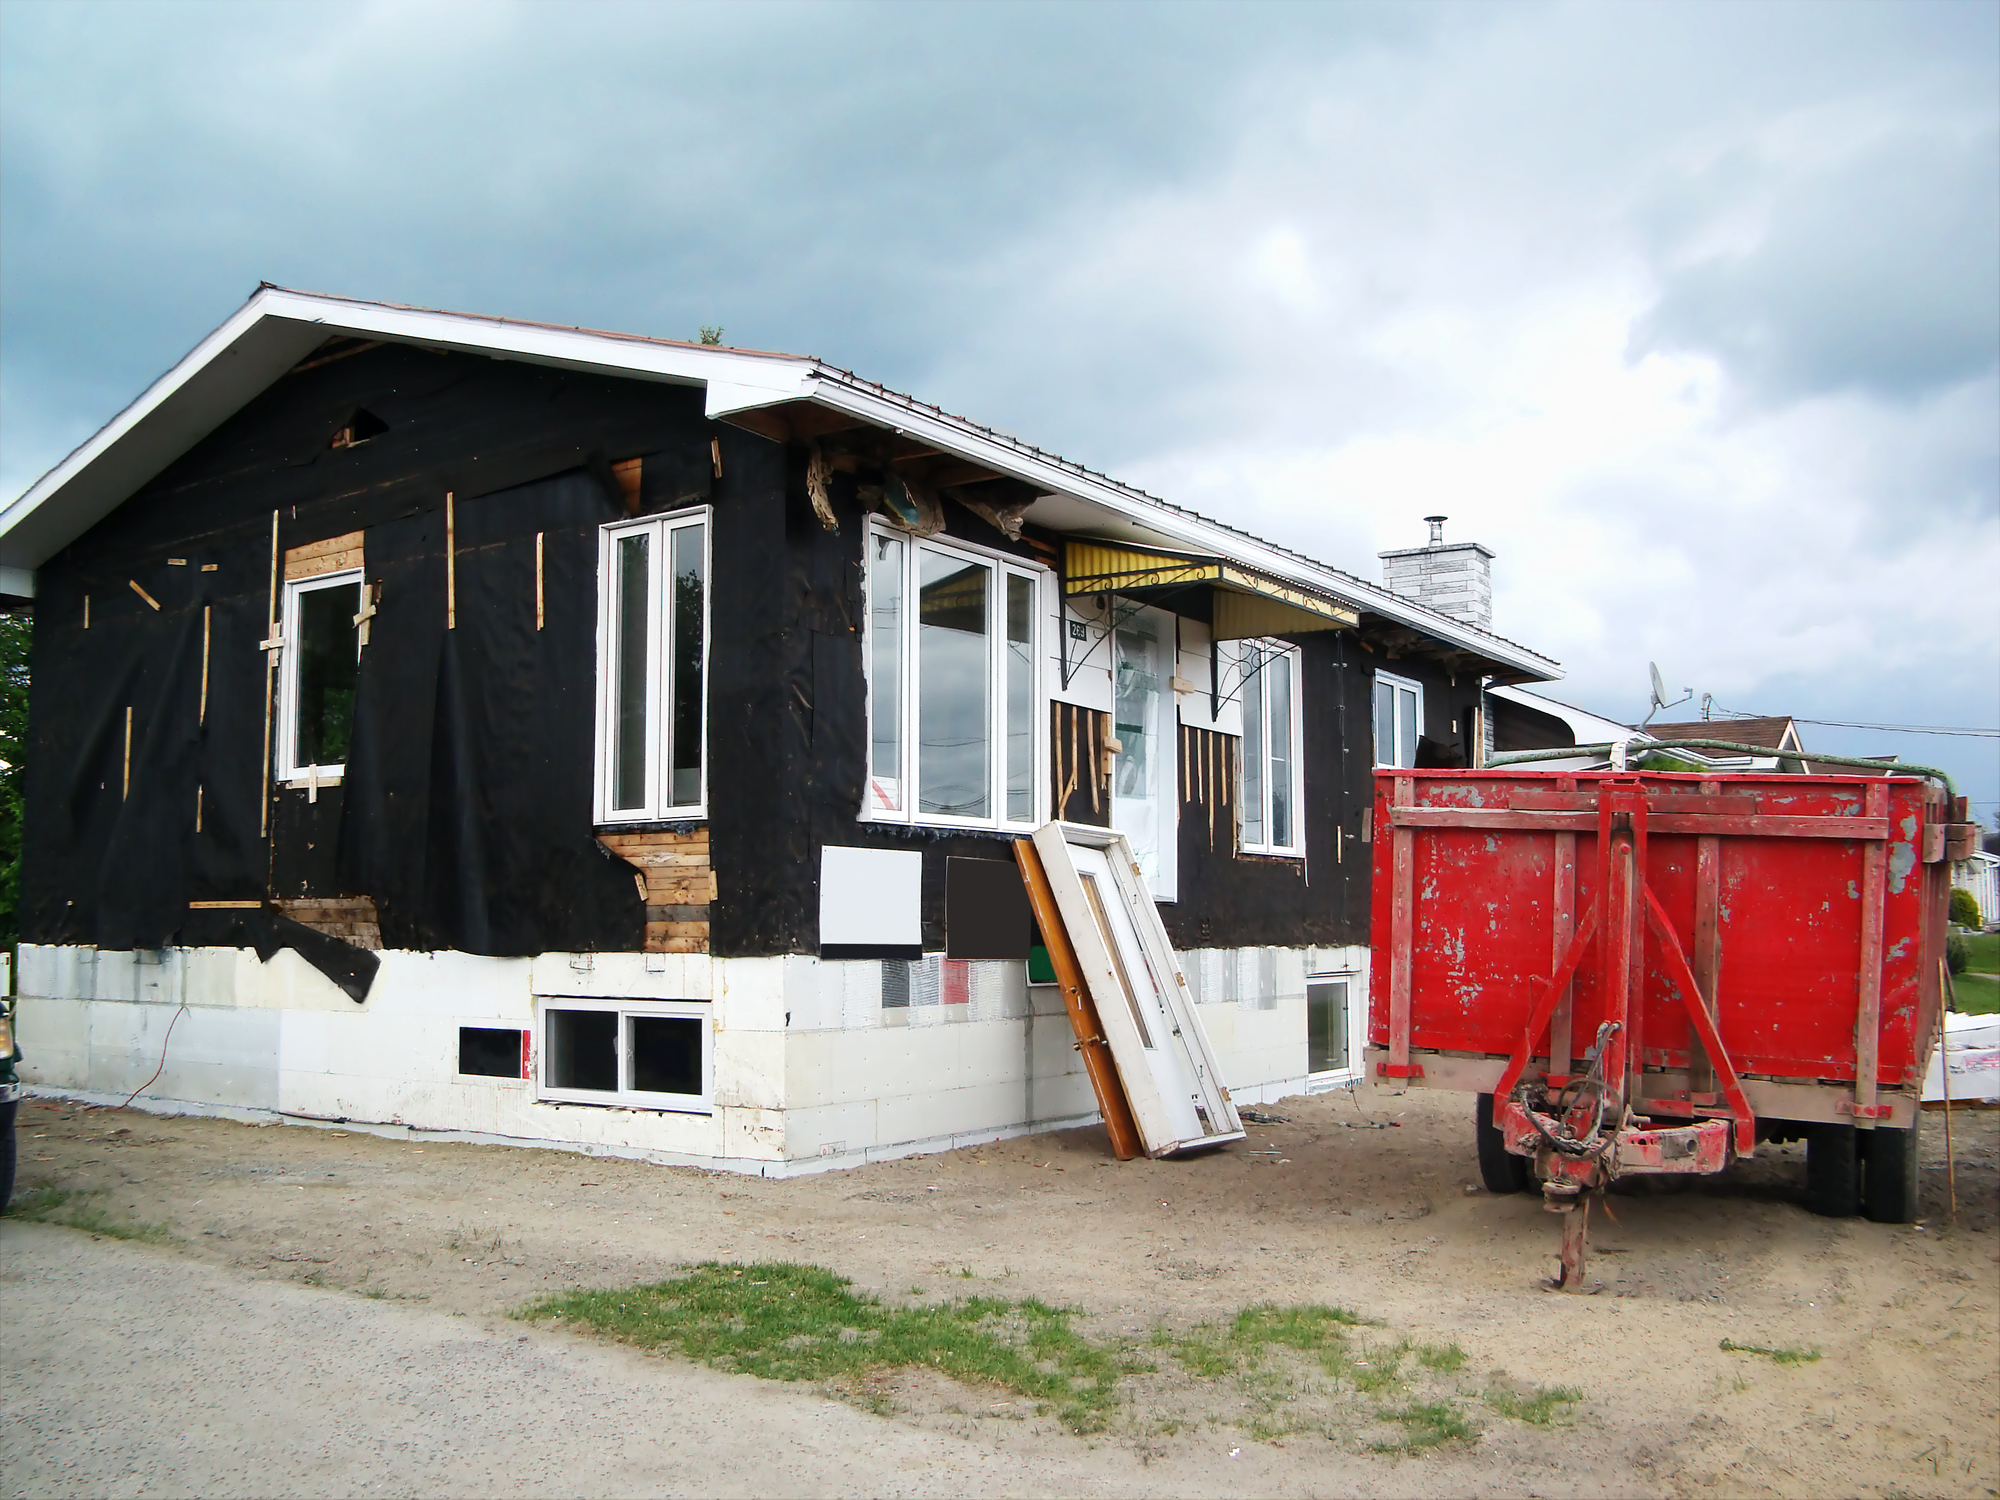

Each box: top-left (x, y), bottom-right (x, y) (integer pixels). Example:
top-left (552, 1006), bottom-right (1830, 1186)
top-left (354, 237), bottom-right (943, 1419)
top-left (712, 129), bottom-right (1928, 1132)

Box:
top-left (596, 509), bottom-right (709, 822)
top-left (1239, 640), bottom-right (1303, 856)
top-left (866, 524), bottom-right (1041, 829)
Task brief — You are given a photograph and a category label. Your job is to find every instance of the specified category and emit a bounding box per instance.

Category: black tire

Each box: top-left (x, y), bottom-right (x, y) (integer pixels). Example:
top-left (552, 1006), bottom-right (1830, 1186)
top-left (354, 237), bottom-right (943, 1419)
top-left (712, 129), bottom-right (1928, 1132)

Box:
top-left (1475, 1093), bottom-right (1531, 1194)
top-left (0, 1099), bottom-right (16, 1216)
top-left (1861, 1120), bottom-right (1920, 1224)
top-left (1805, 1121), bottom-right (1859, 1218)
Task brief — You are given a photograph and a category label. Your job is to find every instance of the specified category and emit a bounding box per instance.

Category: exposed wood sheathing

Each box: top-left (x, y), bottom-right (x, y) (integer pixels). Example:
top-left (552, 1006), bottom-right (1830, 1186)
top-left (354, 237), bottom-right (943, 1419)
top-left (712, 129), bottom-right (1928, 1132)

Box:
top-left (1051, 702), bottom-right (1112, 825)
top-left (599, 828), bottom-right (714, 953)
top-left (275, 895), bottom-right (382, 949)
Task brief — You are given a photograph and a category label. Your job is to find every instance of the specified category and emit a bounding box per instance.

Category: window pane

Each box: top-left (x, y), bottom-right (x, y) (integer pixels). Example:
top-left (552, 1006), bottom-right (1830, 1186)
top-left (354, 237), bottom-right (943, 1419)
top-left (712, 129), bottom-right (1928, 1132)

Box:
top-left (1398, 687), bottom-right (1419, 769)
top-left (1005, 573), bottom-right (1034, 821)
top-left (668, 524), bottom-right (705, 806)
top-left (1269, 653), bottom-right (1293, 848)
top-left (630, 1015), bottom-right (703, 1096)
top-left (549, 1008), bottom-right (619, 1092)
top-left (1113, 617), bottom-right (1158, 800)
top-left (869, 534), bottom-right (905, 812)
top-left (1241, 650), bottom-right (1265, 845)
top-left (295, 580), bottom-right (360, 769)
top-left (1373, 680), bottom-right (1394, 767)
top-left (612, 533), bottom-right (651, 811)
top-left (458, 1026), bottom-right (523, 1079)
top-left (1307, 980), bottom-right (1349, 1073)
top-left (918, 551), bottom-right (990, 817)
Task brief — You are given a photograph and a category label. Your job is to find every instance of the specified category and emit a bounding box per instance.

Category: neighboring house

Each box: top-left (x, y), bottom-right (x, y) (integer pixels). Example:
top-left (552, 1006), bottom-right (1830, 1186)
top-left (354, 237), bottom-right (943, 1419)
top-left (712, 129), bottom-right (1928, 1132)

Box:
top-left (1954, 849), bottom-right (1998, 927)
top-left (1485, 683), bottom-right (1635, 764)
top-left (1646, 716), bottom-right (1806, 771)
top-left (0, 287), bottom-right (1558, 1174)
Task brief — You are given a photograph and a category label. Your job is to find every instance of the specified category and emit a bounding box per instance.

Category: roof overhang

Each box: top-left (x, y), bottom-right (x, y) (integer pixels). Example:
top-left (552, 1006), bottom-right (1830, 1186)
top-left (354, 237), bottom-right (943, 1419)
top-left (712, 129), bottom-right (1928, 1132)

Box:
top-left (0, 287), bottom-right (1561, 683)
top-left (1062, 538), bottom-right (1357, 639)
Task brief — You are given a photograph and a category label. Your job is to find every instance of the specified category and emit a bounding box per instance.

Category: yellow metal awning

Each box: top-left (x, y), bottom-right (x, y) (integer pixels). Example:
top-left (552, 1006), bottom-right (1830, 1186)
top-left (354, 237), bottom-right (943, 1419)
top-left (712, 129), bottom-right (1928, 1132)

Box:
top-left (1063, 539), bottom-right (1357, 640)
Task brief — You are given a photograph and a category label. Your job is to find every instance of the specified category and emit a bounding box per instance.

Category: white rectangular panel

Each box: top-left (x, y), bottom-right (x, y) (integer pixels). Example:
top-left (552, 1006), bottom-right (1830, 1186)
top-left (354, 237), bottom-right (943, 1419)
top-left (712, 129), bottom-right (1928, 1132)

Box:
top-left (819, 846), bottom-right (923, 947)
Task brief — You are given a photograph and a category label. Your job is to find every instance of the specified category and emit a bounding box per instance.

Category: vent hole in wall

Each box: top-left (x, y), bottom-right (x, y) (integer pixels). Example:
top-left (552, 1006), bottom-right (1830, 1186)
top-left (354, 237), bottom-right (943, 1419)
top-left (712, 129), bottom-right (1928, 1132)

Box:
top-left (329, 409), bottom-right (390, 449)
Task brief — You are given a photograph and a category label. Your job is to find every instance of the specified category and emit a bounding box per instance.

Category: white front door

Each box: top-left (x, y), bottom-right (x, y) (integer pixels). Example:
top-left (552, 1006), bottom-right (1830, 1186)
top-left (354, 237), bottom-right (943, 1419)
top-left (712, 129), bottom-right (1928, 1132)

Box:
top-left (1112, 609), bottom-right (1177, 900)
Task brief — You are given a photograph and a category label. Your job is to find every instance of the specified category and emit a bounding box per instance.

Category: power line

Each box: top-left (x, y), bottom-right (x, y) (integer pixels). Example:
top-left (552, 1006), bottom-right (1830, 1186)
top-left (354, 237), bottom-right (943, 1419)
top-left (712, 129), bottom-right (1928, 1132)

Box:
top-left (1706, 706), bottom-right (1998, 738)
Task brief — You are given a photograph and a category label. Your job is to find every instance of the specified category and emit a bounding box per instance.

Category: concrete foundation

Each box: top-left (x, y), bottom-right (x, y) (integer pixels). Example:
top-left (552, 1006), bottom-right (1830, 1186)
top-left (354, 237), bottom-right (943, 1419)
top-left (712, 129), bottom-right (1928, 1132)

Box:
top-left (14, 941), bottom-right (1369, 1177)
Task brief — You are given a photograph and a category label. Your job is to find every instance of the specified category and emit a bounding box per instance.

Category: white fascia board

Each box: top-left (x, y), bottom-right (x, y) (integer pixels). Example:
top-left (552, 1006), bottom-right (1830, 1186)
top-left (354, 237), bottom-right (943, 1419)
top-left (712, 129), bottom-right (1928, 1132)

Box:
top-left (0, 566), bottom-right (36, 600)
top-left (803, 372), bottom-right (1562, 682)
top-left (0, 288), bottom-right (818, 571)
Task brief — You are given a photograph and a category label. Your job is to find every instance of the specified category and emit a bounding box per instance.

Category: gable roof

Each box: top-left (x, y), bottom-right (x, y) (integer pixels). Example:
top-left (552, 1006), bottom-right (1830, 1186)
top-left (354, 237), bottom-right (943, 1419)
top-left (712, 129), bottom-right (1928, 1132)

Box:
top-left (1647, 717), bottom-right (1801, 752)
top-left (0, 285), bottom-right (1559, 681)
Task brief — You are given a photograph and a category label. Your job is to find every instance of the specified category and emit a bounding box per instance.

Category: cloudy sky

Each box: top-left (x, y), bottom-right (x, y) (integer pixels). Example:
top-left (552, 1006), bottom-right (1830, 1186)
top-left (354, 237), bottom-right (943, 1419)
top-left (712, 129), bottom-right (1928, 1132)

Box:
top-left (4, 0), bottom-right (1995, 815)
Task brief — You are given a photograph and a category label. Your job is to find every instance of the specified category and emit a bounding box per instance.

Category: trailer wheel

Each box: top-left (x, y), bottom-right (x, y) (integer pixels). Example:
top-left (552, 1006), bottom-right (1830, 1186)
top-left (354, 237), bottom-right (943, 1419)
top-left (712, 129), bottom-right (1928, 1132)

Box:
top-left (1475, 1093), bottom-right (1530, 1194)
top-left (1805, 1122), bottom-right (1859, 1218)
top-left (1861, 1120), bottom-right (1919, 1225)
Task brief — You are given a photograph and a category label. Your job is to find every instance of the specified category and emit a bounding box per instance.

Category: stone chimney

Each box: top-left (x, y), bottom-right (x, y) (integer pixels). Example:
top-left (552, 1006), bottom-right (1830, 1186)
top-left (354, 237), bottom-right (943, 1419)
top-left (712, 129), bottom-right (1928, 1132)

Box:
top-left (1378, 516), bottom-right (1494, 629)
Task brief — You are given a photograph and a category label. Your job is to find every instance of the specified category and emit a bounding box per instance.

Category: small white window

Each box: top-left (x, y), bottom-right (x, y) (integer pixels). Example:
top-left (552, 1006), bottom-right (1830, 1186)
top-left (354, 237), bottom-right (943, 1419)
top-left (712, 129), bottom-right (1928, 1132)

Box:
top-left (864, 523), bottom-right (1042, 830)
top-left (1372, 670), bottom-right (1423, 769)
top-left (1238, 640), bottom-right (1303, 855)
top-left (595, 510), bottom-right (709, 823)
top-left (538, 1000), bottom-right (710, 1111)
top-left (1307, 975), bottom-right (1355, 1078)
top-left (276, 568), bottom-right (364, 782)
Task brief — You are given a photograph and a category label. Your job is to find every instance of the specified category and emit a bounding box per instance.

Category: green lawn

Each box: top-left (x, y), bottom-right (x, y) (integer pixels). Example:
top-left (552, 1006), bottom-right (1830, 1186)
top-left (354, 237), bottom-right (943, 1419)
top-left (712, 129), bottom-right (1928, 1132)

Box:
top-left (1953, 929), bottom-right (1998, 1015)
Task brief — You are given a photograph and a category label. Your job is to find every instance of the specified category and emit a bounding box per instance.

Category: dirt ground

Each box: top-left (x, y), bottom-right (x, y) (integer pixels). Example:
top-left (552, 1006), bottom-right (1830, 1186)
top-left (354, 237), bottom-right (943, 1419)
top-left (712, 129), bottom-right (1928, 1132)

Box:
top-left (11, 1084), bottom-right (1998, 1499)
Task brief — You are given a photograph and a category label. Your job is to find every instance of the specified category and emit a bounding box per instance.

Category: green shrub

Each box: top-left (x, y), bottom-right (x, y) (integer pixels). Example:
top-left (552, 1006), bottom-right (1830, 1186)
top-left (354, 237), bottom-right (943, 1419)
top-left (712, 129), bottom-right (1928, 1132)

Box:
top-left (1947, 932), bottom-right (1970, 975)
top-left (1950, 887), bottom-right (1981, 929)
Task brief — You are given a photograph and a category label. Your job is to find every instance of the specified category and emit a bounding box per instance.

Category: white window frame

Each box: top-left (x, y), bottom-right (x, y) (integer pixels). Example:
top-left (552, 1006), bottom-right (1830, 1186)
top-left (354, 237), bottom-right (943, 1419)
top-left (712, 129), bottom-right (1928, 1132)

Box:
top-left (861, 521), bottom-right (1046, 832)
top-left (536, 998), bottom-right (712, 1112)
top-left (1305, 971), bottom-right (1362, 1087)
top-left (275, 567), bottom-right (365, 784)
top-left (1373, 669), bottom-right (1425, 769)
top-left (593, 508), bottom-right (712, 824)
top-left (1237, 639), bottom-right (1305, 857)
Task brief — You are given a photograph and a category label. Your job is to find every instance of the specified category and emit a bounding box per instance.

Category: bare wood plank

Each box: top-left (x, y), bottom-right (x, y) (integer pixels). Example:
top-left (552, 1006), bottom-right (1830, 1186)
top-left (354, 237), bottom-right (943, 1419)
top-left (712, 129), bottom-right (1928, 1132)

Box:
top-left (189, 899), bottom-right (262, 910)
top-left (130, 580), bottom-right (161, 611)
top-left (649, 935), bottom-right (710, 955)
top-left (445, 492), bottom-right (456, 630)
top-left (1853, 781), bottom-right (1888, 1119)
top-left (200, 605), bottom-right (211, 726)
top-left (123, 706), bottom-right (133, 800)
top-left (535, 531), bottom-right (545, 631)
top-left (283, 530), bottom-right (364, 580)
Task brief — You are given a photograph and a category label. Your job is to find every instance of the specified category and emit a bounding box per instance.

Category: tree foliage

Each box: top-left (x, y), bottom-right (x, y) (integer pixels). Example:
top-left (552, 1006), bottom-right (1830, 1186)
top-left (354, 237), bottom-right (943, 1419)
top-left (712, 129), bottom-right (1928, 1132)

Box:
top-left (1950, 886), bottom-right (1982, 929)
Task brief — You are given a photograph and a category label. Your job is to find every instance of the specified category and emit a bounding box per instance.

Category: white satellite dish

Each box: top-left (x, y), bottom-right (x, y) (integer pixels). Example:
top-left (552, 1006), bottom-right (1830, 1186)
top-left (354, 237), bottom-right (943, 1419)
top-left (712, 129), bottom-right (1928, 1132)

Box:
top-left (1642, 661), bottom-right (1689, 726)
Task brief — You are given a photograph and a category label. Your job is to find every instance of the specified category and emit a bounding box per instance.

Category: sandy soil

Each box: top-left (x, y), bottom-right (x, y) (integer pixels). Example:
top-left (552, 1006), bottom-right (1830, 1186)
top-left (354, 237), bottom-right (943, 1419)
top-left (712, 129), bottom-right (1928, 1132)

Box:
top-left (10, 1084), bottom-right (1997, 1499)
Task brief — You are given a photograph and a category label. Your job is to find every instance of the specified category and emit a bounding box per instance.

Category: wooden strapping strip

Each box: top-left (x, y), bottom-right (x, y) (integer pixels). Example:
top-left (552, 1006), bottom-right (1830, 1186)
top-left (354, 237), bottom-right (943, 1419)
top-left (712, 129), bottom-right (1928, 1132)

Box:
top-left (189, 899), bottom-right (262, 910)
top-left (199, 606), bottom-right (211, 726)
top-left (122, 707), bottom-right (133, 800)
top-left (535, 531), bottom-right (545, 631)
top-left (1013, 837), bottom-right (1143, 1160)
top-left (129, 580), bottom-right (160, 610)
top-left (261, 509), bottom-right (278, 838)
top-left (195, 783), bottom-right (203, 833)
top-left (83, 594), bottom-right (91, 629)
top-left (445, 492), bottom-right (456, 630)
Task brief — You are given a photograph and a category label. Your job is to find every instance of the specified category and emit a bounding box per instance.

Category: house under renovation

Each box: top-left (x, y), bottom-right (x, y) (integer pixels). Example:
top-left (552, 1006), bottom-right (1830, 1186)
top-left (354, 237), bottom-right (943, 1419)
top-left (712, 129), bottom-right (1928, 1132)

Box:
top-left (0, 287), bottom-right (1559, 1173)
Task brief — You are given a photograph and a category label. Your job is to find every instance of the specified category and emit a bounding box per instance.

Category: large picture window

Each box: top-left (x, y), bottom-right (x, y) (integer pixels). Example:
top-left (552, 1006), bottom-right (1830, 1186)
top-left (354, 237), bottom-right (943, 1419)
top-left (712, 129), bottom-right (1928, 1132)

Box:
top-left (865, 525), bottom-right (1040, 829)
top-left (1239, 640), bottom-right (1303, 856)
top-left (538, 1000), bottom-right (709, 1111)
top-left (595, 510), bottom-right (709, 823)
top-left (1373, 670), bottom-right (1423, 769)
top-left (276, 568), bottom-right (364, 782)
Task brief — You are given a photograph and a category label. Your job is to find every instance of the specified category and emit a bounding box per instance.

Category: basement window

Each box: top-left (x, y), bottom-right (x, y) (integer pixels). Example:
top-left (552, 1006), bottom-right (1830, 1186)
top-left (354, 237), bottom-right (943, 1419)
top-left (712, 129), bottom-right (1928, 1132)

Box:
top-left (1373, 670), bottom-right (1423, 769)
top-left (459, 1026), bottom-right (529, 1080)
top-left (1239, 640), bottom-right (1303, 856)
top-left (538, 1001), bottom-right (709, 1111)
top-left (595, 509), bottom-right (710, 822)
top-left (1306, 977), bottom-right (1353, 1078)
top-left (863, 522), bottom-right (1043, 830)
top-left (276, 568), bottom-right (364, 782)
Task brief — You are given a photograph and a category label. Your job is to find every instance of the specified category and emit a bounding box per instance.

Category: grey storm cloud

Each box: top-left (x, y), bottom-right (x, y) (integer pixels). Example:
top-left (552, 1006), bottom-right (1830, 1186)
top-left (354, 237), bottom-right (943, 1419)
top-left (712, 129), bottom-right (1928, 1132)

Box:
top-left (2, 0), bottom-right (1995, 813)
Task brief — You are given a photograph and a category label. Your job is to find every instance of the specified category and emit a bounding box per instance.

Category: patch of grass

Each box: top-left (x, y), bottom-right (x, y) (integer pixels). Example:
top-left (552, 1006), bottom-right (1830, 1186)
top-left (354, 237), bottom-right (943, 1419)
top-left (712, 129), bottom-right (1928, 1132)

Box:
top-left (517, 1261), bottom-right (1138, 1433)
top-left (1484, 1384), bottom-right (1584, 1425)
top-left (3, 1186), bottom-right (177, 1244)
top-left (1371, 1400), bottom-right (1477, 1452)
top-left (1962, 929), bottom-right (1998, 973)
top-left (1168, 1327), bottom-right (1237, 1378)
top-left (1342, 1339), bottom-right (1412, 1394)
top-left (1719, 1338), bottom-right (1821, 1365)
top-left (1417, 1342), bottom-right (1468, 1373)
top-left (1949, 970), bottom-right (1999, 1015)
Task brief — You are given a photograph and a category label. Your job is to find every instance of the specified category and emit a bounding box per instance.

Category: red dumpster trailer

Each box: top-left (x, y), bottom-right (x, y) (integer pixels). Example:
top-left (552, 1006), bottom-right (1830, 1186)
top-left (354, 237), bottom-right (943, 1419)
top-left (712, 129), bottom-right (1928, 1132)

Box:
top-left (1366, 767), bottom-right (1969, 1288)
